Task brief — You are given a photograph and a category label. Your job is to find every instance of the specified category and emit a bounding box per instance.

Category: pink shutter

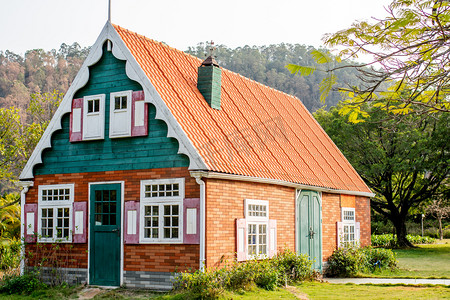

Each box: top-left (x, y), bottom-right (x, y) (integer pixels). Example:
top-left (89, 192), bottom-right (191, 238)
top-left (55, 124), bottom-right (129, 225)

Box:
top-left (337, 222), bottom-right (344, 248)
top-left (268, 219), bottom-right (277, 258)
top-left (70, 98), bottom-right (83, 142)
top-left (236, 218), bottom-right (247, 262)
top-left (355, 222), bottom-right (360, 245)
top-left (24, 203), bottom-right (38, 243)
top-left (124, 201), bottom-right (140, 244)
top-left (183, 198), bottom-right (200, 244)
top-left (131, 91), bottom-right (148, 137)
top-left (72, 202), bottom-right (87, 243)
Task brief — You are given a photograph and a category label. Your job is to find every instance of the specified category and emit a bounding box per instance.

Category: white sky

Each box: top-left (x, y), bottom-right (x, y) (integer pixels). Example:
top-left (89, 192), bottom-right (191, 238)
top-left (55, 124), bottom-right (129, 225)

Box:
top-left (1, 0), bottom-right (392, 55)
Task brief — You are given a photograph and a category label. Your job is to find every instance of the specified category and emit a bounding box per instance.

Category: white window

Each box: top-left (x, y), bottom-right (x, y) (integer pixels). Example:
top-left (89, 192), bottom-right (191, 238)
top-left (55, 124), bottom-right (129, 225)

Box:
top-left (83, 94), bottom-right (105, 140)
top-left (139, 178), bottom-right (184, 243)
top-left (245, 199), bottom-right (269, 258)
top-left (109, 90), bottom-right (132, 138)
top-left (38, 184), bottom-right (74, 242)
top-left (341, 207), bottom-right (356, 245)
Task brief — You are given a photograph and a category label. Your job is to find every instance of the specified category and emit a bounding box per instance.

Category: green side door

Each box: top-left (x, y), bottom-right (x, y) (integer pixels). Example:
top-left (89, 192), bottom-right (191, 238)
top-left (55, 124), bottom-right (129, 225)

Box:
top-left (89, 183), bottom-right (121, 286)
top-left (296, 190), bottom-right (322, 270)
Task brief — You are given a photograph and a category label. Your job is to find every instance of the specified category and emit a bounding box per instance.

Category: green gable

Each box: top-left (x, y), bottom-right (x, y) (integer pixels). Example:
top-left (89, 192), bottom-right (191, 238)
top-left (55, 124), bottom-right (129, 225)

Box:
top-left (34, 43), bottom-right (189, 175)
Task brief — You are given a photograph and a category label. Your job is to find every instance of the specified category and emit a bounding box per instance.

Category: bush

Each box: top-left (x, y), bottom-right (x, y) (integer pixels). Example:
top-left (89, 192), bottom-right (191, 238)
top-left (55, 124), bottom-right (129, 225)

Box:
top-left (176, 250), bottom-right (315, 298)
top-left (271, 249), bottom-right (314, 283)
top-left (0, 272), bottom-right (46, 295)
top-left (325, 246), bottom-right (398, 277)
top-left (325, 245), bottom-right (365, 277)
top-left (371, 234), bottom-right (435, 247)
top-left (362, 247), bottom-right (398, 271)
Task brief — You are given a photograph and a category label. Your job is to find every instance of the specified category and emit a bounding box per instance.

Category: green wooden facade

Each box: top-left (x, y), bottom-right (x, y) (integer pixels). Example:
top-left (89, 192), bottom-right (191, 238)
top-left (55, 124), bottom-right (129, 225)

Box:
top-left (34, 43), bottom-right (189, 175)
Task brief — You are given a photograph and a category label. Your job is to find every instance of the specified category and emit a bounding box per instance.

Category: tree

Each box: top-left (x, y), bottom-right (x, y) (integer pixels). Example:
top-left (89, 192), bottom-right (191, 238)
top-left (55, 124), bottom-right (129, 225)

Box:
top-left (0, 91), bottom-right (62, 194)
top-left (289, 0), bottom-right (450, 121)
top-left (426, 186), bottom-right (450, 240)
top-left (314, 105), bottom-right (450, 247)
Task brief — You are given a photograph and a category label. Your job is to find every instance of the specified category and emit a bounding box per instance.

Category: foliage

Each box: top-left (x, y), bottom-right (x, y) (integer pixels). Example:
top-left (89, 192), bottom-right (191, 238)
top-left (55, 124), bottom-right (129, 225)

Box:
top-left (0, 193), bottom-right (20, 241)
top-left (325, 245), bottom-right (398, 277)
top-left (175, 250), bottom-right (315, 299)
top-left (325, 245), bottom-right (366, 277)
top-left (0, 239), bottom-right (21, 270)
top-left (371, 234), bottom-right (435, 247)
top-left (426, 188), bottom-right (450, 240)
top-left (0, 272), bottom-right (46, 295)
top-left (289, 0), bottom-right (450, 121)
top-left (314, 105), bottom-right (450, 247)
top-left (363, 247), bottom-right (398, 271)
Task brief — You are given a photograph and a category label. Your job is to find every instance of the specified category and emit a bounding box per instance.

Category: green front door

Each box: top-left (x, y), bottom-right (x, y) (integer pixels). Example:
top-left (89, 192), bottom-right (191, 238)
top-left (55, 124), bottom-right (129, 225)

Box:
top-left (296, 190), bottom-right (322, 270)
top-left (89, 183), bottom-right (121, 286)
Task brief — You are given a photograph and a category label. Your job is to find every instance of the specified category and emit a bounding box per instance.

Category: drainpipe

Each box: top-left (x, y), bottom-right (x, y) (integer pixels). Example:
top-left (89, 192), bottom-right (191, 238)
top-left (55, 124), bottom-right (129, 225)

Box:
top-left (17, 181), bottom-right (33, 275)
top-left (193, 174), bottom-right (206, 271)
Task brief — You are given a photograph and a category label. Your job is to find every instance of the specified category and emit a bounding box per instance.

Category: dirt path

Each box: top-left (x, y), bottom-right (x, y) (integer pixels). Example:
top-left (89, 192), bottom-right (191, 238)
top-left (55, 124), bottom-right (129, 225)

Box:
top-left (286, 285), bottom-right (309, 300)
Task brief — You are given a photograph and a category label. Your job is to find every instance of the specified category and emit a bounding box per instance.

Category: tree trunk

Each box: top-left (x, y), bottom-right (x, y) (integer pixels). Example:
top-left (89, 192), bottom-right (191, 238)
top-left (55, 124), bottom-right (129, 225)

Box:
top-left (438, 216), bottom-right (443, 240)
top-left (393, 218), bottom-right (414, 247)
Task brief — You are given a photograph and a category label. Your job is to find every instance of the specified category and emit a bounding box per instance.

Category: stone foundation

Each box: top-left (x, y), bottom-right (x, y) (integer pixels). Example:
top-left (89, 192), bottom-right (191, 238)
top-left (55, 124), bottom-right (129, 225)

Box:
top-left (29, 267), bottom-right (87, 285)
top-left (123, 270), bottom-right (175, 290)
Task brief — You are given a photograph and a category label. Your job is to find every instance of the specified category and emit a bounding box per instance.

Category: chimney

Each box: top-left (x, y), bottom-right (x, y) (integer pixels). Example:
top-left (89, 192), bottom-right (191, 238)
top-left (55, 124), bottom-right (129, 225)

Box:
top-left (197, 42), bottom-right (222, 110)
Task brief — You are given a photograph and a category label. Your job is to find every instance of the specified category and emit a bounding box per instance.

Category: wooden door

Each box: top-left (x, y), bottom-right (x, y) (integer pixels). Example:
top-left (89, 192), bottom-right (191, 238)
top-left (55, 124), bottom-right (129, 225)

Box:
top-left (296, 190), bottom-right (322, 270)
top-left (89, 183), bottom-right (121, 286)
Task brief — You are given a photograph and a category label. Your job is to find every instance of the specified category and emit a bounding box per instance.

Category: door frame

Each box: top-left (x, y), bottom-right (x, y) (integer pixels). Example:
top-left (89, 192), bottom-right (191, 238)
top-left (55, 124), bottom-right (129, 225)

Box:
top-left (87, 181), bottom-right (124, 286)
top-left (295, 189), bottom-right (323, 270)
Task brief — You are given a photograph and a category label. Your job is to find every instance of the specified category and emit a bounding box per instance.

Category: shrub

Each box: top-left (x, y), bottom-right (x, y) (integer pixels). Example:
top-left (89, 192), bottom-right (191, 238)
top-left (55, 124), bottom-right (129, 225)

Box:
top-left (371, 234), bottom-right (435, 247)
top-left (0, 272), bottom-right (46, 295)
top-left (271, 249), bottom-right (314, 283)
top-left (176, 250), bottom-right (315, 298)
top-left (325, 245), bottom-right (365, 277)
top-left (362, 247), bottom-right (398, 271)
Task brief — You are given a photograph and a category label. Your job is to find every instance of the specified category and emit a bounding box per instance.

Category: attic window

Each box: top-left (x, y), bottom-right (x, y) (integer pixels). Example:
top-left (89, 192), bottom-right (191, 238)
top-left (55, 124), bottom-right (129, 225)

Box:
top-left (114, 96), bottom-right (127, 110)
top-left (87, 99), bottom-right (100, 113)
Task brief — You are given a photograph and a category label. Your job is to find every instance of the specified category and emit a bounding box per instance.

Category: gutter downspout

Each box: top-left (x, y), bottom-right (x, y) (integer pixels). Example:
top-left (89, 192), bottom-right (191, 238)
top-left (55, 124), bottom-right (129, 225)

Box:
top-left (17, 181), bottom-right (33, 275)
top-left (193, 175), bottom-right (206, 271)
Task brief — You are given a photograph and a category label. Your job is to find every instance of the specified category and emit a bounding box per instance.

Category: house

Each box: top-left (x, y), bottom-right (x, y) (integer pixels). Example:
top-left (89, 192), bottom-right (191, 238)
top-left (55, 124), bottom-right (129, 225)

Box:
top-left (19, 22), bottom-right (374, 289)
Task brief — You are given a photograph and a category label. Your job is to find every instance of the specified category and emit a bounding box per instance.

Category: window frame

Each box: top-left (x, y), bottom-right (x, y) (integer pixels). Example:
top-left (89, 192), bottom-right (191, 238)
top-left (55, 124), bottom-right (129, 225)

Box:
top-left (139, 178), bottom-right (184, 244)
top-left (341, 207), bottom-right (356, 245)
top-left (82, 94), bottom-right (105, 140)
top-left (109, 90), bottom-right (132, 138)
top-left (37, 184), bottom-right (74, 243)
top-left (245, 199), bottom-right (269, 259)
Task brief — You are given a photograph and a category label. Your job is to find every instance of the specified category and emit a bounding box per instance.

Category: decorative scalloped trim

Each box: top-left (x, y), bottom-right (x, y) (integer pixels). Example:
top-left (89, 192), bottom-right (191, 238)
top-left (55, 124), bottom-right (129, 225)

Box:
top-left (20, 22), bottom-right (207, 179)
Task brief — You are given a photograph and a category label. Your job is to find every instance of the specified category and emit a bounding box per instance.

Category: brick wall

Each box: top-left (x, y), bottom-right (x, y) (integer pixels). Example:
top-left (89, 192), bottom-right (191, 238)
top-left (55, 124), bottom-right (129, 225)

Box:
top-left (25, 167), bottom-right (200, 272)
top-left (204, 178), bottom-right (296, 268)
top-left (321, 192), bottom-right (340, 261)
top-left (356, 196), bottom-right (371, 247)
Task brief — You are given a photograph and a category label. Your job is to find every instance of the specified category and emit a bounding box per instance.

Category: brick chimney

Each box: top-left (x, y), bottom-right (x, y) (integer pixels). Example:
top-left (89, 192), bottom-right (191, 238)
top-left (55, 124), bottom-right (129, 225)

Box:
top-left (197, 42), bottom-right (222, 110)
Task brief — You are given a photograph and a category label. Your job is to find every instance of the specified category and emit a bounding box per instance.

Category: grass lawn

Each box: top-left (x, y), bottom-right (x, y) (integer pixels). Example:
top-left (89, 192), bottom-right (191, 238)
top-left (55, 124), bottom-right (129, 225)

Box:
top-left (363, 240), bottom-right (450, 279)
top-left (295, 282), bottom-right (450, 300)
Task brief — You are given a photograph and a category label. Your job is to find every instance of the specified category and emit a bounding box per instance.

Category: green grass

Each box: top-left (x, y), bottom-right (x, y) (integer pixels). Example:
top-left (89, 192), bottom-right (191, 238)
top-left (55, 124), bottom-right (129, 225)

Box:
top-left (295, 282), bottom-right (450, 300)
top-left (362, 240), bottom-right (450, 279)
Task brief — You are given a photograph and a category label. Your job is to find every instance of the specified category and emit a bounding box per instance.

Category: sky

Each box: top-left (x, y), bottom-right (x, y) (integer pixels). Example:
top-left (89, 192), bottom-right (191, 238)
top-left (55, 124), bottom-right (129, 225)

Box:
top-left (0, 0), bottom-right (393, 55)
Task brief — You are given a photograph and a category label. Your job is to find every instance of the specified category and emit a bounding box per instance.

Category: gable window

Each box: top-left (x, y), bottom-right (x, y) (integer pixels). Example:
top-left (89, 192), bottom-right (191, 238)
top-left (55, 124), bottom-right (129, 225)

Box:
top-left (38, 184), bottom-right (74, 242)
top-left (82, 94), bottom-right (105, 140)
top-left (337, 207), bottom-right (360, 247)
top-left (139, 178), bottom-right (184, 243)
top-left (110, 91), bottom-right (132, 138)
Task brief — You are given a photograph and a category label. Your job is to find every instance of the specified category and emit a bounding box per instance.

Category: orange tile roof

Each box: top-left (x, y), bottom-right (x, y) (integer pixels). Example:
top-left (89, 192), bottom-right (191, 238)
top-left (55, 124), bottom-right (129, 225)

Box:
top-left (113, 24), bottom-right (371, 194)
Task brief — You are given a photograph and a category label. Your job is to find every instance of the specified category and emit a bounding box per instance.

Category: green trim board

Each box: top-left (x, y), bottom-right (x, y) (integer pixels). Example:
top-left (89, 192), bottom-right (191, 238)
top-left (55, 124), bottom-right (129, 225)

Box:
top-left (34, 43), bottom-right (189, 175)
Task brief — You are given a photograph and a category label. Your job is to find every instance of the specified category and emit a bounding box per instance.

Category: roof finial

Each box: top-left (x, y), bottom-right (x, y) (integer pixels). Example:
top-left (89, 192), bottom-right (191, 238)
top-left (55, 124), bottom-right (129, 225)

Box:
top-left (108, 0), bottom-right (112, 22)
top-left (208, 41), bottom-right (216, 57)
top-left (201, 41), bottom-right (219, 67)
